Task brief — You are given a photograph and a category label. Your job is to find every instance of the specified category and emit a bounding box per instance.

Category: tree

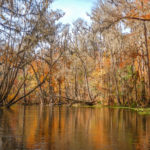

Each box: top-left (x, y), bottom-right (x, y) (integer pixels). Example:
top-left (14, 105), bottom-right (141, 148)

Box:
top-left (0, 0), bottom-right (55, 107)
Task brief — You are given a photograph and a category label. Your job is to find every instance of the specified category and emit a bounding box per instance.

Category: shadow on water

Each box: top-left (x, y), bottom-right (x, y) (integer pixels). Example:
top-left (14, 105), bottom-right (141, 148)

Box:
top-left (0, 105), bottom-right (150, 150)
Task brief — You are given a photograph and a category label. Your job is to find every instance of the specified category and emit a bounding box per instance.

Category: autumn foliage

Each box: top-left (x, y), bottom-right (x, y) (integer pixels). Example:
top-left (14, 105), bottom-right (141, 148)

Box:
top-left (1, 0), bottom-right (150, 107)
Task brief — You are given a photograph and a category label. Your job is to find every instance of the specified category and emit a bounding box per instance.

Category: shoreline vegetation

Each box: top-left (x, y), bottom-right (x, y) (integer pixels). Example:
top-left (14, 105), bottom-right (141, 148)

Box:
top-left (1, 0), bottom-right (150, 109)
top-left (3, 102), bottom-right (150, 115)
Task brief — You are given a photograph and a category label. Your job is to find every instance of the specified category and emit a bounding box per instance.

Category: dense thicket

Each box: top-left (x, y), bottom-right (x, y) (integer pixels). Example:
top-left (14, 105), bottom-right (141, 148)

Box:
top-left (0, 0), bottom-right (150, 107)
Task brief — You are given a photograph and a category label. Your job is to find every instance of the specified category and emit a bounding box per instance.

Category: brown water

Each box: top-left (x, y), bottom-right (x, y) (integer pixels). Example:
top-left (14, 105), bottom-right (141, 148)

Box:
top-left (0, 105), bottom-right (150, 150)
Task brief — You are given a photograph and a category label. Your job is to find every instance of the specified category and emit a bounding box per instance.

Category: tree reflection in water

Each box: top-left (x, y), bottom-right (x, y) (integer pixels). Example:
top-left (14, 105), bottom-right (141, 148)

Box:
top-left (0, 105), bottom-right (150, 150)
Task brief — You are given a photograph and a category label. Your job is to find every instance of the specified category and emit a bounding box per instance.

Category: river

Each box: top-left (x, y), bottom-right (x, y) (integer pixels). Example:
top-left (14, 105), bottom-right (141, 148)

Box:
top-left (0, 105), bottom-right (150, 150)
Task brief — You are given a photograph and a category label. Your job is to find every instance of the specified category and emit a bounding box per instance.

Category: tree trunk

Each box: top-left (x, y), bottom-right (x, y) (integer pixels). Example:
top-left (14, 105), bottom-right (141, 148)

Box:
top-left (143, 21), bottom-right (150, 100)
top-left (23, 67), bottom-right (27, 103)
top-left (110, 48), bottom-right (121, 105)
top-left (30, 64), bottom-right (45, 104)
top-left (58, 79), bottom-right (61, 104)
top-left (77, 54), bottom-right (93, 102)
top-left (74, 68), bottom-right (78, 98)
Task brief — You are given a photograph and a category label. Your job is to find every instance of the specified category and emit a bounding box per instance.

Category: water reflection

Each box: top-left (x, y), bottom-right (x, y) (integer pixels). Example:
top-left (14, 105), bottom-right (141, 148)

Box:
top-left (0, 105), bottom-right (150, 150)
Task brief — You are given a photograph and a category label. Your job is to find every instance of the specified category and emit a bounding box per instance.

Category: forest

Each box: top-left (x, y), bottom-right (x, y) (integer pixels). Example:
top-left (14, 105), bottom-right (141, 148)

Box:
top-left (0, 0), bottom-right (150, 108)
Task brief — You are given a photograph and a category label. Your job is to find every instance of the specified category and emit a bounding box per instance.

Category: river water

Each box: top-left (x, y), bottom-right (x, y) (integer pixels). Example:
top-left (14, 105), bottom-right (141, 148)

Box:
top-left (0, 105), bottom-right (150, 150)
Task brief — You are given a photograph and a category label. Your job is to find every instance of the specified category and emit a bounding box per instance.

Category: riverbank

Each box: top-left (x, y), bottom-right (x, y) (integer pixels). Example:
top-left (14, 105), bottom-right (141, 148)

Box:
top-left (1, 102), bottom-right (150, 115)
top-left (72, 104), bottom-right (150, 115)
top-left (108, 106), bottom-right (150, 115)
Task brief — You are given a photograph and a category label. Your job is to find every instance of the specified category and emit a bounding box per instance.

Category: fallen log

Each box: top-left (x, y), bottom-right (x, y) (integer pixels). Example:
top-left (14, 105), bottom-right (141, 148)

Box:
top-left (54, 95), bottom-right (97, 106)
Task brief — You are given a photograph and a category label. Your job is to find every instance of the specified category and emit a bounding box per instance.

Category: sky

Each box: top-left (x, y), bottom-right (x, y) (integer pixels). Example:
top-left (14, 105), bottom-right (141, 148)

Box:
top-left (51, 0), bottom-right (97, 24)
